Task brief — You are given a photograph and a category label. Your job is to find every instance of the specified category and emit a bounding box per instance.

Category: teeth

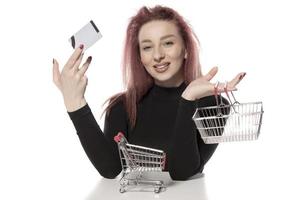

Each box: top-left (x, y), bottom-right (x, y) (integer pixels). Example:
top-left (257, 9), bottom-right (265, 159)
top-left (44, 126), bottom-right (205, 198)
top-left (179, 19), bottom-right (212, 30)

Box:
top-left (155, 63), bottom-right (169, 68)
top-left (154, 62), bottom-right (169, 73)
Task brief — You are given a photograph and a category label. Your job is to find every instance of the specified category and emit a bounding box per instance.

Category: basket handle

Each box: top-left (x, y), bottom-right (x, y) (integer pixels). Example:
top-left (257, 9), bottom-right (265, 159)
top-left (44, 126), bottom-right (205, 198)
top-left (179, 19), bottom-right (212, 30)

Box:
top-left (214, 82), bottom-right (225, 116)
top-left (214, 81), bottom-right (220, 106)
top-left (224, 81), bottom-right (240, 114)
top-left (214, 81), bottom-right (241, 115)
top-left (224, 81), bottom-right (240, 105)
top-left (214, 81), bottom-right (225, 107)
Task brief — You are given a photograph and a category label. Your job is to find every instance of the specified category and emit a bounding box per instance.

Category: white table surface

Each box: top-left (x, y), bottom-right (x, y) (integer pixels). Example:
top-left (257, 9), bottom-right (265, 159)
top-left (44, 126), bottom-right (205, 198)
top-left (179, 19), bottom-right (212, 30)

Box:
top-left (85, 172), bottom-right (208, 200)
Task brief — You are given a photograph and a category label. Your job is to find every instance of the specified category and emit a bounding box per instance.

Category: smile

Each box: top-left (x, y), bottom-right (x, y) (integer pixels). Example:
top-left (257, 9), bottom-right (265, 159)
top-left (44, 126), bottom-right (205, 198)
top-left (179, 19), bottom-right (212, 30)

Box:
top-left (153, 62), bottom-right (170, 73)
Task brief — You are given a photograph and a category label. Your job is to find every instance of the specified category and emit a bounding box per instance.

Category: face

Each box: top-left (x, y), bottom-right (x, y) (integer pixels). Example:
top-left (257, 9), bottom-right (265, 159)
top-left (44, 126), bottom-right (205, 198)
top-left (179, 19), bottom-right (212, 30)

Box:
top-left (138, 20), bottom-right (187, 87)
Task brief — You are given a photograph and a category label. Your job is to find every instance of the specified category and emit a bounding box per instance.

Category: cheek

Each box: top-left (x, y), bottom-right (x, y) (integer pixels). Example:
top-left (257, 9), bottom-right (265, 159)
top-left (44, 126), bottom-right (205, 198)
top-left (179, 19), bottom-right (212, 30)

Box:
top-left (168, 46), bottom-right (185, 59)
top-left (140, 52), bottom-right (152, 67)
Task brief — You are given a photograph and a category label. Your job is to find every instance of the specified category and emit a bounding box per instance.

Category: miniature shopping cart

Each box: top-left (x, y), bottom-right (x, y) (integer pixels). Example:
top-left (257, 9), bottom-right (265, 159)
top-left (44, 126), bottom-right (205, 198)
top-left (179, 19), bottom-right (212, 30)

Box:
top-left (114, 132), bottom-right (166, 193)
top-left (192, 82), bottom-right (264, 144)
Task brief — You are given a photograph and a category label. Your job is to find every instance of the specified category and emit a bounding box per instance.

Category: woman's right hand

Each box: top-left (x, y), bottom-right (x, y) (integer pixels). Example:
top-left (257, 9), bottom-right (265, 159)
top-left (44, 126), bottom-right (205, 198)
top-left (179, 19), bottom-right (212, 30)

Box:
top-left (52, 45), bottom-right (92, 112)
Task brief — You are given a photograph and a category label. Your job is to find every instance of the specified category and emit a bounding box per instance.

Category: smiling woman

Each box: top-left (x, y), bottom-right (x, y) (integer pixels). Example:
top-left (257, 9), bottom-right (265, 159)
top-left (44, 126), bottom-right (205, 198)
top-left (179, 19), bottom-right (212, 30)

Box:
top-left (52, 5), bottom-right (245, 181)
top-left (139, 20), bottom-right (187, 87)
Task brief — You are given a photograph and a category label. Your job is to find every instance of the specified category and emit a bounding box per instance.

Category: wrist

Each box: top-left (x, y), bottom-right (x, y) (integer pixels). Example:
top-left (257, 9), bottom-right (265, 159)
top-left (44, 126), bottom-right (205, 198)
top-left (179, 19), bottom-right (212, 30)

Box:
top-left (64, 98), bottom-right (87, 112)
top-left (181, 90), bottom-right (196, 101)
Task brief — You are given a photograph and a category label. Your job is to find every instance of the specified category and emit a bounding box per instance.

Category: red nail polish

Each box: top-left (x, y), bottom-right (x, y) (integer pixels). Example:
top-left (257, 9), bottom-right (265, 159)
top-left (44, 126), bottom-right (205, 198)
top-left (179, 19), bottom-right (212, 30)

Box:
top-left (79, 44), bottom-right (84, 49)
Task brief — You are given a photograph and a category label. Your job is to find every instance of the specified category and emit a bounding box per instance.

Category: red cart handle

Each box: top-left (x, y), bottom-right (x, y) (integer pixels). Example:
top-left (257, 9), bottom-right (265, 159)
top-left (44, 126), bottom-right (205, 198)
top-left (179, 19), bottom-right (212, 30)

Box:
top-left (114, 132), bottom-right (124, 143)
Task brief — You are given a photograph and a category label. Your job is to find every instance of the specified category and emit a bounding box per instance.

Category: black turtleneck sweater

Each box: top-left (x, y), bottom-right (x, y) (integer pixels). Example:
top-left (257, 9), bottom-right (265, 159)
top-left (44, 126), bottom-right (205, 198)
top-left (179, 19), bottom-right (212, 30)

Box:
top-left (67, 82), bottom-right (223, 180)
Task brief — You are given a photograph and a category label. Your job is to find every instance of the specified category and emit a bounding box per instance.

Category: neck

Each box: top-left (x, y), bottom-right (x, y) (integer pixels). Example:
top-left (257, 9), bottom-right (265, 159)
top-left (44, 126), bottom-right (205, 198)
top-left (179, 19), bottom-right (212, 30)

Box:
top-left (150, 81), bottom-right (187, 100)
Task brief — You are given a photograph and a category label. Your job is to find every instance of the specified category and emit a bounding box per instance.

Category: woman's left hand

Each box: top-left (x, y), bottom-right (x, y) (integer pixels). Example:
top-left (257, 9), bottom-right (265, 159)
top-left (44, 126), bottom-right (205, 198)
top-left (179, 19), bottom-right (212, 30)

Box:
top-left (181, 66), bottom-right (246, 101)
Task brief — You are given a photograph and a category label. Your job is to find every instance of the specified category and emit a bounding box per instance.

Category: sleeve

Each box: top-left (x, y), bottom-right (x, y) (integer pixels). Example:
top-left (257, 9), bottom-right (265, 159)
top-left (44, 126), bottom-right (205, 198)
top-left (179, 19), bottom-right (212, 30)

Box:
top-left (67, 101), bottom-right (128, 179)
top-left (168, 97), bottom-right (200, 180)
top-left (168, 95), bottom-right (229, 180)
top-left (194, 95), bottom-right (229, 166)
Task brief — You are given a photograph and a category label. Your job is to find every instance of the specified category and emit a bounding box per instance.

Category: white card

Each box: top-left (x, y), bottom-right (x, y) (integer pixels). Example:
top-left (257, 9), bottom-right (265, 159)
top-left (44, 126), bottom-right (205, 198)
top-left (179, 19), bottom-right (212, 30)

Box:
top-left (68, 20), bottom-right (102, 52)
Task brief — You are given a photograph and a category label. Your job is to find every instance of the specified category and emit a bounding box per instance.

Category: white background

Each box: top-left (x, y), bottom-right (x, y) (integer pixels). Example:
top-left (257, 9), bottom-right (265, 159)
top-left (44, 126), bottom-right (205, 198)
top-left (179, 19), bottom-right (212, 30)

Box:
top-left (0, 0), bottom-right (299, 199)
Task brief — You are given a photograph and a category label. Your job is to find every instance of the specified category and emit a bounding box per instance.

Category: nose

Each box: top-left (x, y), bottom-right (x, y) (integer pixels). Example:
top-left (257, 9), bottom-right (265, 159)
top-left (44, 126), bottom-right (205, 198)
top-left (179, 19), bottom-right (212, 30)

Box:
top-left (153, 46), bottom-right (165, 62)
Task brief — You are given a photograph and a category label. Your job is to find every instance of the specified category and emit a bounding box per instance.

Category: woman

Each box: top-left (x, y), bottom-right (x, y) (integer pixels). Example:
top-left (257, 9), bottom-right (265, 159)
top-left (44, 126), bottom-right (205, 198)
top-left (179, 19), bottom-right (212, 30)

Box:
top-left (52, 5), bottom-right (245, 180)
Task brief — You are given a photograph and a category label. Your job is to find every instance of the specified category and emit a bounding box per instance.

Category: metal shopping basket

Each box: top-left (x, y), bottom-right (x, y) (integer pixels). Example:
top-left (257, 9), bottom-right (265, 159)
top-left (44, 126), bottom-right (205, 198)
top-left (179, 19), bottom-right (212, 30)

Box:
top-left (192, 82), bottom-right (264, 144)
top-left (114, 132), bottom-right (166, 193)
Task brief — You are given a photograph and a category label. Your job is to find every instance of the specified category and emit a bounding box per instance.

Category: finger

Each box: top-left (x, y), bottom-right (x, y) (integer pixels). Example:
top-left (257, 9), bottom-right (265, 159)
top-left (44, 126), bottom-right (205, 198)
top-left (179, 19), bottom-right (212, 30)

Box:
top-left (212, 82), bottom-right (238, 95)
top-left (72, 53), bottom-right (84, 72)
top-left (218, 83), bottom-right (238, 93)
top-left (203, 66), bottom-right (218, 81)
top-left (228, 72), bottom-right (246, 89)
top-left (82, 75), bottom-right (88, 86)
top-left (65, 44), bottom-right (84, 69)
top-left (52, 58), bottom-right (61, 86)
top-left (78, 56), bottom-right (92, 77)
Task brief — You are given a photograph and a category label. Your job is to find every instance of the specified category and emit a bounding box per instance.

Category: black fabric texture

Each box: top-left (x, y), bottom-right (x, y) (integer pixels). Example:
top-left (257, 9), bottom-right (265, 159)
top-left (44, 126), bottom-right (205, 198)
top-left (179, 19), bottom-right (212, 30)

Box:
top-left (67, 82), bottom-right (228, 180)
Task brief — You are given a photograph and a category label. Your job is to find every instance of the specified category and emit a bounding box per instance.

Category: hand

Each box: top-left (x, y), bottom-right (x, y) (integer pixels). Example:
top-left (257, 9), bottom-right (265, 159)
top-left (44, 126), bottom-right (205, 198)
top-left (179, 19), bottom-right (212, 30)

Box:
top-left (52, 45), bottom-right (92, 112)
top-left (182, 66), bottom-right (246, 101)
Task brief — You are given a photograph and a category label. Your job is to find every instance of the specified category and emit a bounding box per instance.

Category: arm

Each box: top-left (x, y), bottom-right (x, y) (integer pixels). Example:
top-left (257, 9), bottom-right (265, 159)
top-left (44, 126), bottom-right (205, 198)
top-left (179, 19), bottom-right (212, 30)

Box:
top-left (168, 67), bottom-right (244, 180)
top-left (195, 95), bottom-right (229, 165)
top-left (67, 100), bottom-right (128, 179)
top-left (168, 97), bottom-right (200, 180)
top-left (168, 95), bottom-right (229, 180)
top-left (52, 46), bottom-right (127, 178)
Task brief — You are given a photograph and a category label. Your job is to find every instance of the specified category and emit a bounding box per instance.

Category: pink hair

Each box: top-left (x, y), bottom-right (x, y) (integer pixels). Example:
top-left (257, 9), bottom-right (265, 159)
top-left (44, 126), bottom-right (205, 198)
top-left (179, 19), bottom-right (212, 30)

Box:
top-left (103, 5), bottom-right (202, 129)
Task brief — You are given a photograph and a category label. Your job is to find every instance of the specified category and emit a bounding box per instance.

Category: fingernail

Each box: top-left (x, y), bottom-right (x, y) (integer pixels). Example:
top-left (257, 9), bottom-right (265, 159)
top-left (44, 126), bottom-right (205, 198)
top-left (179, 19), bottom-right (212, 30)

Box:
top-left (87, 56), bottom-right (92, 63)
top-left (239, 73), bottom-right (246, 80)
top-left (79, 44), bottom-right (84, 49)
top-left (52, 58), bottom-right (55, 64)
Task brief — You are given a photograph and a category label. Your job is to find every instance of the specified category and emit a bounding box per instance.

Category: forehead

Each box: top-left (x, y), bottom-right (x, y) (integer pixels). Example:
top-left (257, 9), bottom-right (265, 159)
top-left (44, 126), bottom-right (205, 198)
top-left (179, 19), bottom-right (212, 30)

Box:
top-left (138, 20), bottom-right (181, 42)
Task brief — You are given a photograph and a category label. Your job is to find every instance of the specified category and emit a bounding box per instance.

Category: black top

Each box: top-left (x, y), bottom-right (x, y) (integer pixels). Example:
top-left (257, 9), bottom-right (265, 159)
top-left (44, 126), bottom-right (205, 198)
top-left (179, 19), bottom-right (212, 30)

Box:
top-left (67, 82), bottom-right (221, 180)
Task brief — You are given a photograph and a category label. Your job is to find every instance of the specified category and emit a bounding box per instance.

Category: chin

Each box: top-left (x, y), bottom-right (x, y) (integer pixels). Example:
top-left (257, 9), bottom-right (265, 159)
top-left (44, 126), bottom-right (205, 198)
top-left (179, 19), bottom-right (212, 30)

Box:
top-left (147, 65), bottom-right (183, 85)
top-left (153, 73), bottom-right (173, 82)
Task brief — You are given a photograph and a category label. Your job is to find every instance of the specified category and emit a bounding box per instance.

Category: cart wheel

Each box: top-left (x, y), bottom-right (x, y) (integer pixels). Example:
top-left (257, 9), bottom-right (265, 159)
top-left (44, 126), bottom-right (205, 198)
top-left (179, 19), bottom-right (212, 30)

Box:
top-left (120, 179), bottom-right (129, 186)
top-left (119, 188), bottom-right (125, 193)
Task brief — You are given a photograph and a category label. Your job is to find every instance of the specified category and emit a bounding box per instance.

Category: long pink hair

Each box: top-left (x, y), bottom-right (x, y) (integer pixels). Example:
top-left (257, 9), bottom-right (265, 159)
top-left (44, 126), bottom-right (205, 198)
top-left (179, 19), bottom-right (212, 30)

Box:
top-left (103, 5), bottom-right (202, 129)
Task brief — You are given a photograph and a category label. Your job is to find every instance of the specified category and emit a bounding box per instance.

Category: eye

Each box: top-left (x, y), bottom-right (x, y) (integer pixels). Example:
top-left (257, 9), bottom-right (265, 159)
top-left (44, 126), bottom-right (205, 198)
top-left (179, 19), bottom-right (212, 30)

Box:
top-left (164, 41), bottom-right (174, 47)
top-left (142, 46), bottom-right (152, 51)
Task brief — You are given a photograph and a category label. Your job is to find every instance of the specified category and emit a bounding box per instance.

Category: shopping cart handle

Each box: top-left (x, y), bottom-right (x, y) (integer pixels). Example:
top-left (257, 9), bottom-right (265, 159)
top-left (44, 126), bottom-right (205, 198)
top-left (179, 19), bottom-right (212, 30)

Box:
top-left (114, 132), bottom-right (124, 143)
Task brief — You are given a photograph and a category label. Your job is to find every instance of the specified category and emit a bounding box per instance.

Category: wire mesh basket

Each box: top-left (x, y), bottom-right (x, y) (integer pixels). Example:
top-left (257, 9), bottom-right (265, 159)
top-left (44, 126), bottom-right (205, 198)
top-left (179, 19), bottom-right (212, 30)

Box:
top-left (114, 132), bottom-right (166, 193)
top-left (192, 82), bottom-right (264, 144)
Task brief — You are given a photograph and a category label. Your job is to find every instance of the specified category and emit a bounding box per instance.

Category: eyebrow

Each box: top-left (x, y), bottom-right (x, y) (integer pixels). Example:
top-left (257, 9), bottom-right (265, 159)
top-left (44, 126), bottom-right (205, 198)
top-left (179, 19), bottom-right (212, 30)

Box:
top-left (141, 34), bottom-right (176, 43)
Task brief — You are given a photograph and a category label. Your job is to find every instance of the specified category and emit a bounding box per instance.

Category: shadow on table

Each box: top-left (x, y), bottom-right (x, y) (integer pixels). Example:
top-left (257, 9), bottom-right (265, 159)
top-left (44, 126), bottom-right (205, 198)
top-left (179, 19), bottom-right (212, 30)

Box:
top-left (85, 172), bottom-right (209, 200)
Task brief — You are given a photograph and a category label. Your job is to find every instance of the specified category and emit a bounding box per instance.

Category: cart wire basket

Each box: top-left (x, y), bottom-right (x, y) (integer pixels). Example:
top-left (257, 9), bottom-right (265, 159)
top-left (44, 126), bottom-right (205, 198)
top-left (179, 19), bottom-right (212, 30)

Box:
top-left (192, 82), bottom-right (264, 144)
top-left (114, 132), bottom-right (166, 193)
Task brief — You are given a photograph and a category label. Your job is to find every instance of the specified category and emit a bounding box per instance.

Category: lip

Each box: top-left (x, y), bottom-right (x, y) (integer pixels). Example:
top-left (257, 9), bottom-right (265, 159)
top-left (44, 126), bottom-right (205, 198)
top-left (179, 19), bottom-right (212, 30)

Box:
top-left (153, 62), bottom-right (170, 73)
top-left (153, 62), bottom-right (170, 68)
